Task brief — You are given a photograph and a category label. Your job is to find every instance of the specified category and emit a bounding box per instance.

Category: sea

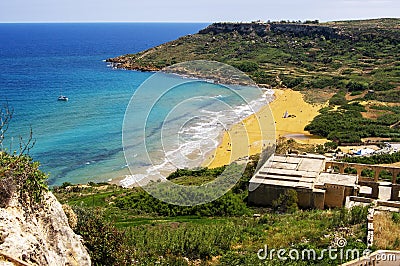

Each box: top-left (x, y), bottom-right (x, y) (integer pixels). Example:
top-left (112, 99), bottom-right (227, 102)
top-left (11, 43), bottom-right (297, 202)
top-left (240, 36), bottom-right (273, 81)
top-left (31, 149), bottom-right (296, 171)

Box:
top-left (0, 23), bottom-right (272, 187)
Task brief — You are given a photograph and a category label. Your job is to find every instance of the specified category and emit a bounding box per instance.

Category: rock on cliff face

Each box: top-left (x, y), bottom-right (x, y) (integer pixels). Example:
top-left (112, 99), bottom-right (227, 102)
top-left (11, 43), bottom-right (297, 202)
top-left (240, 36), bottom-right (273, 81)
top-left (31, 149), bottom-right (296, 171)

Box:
top-left (0, 192), bottom-right (91, 266)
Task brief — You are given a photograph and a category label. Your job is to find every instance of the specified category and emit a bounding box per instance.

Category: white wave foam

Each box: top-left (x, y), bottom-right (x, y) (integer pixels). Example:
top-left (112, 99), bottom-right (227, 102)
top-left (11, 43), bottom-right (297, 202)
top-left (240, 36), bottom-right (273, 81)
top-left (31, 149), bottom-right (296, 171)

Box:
top-left (120, 89), bottom-right (274, 188)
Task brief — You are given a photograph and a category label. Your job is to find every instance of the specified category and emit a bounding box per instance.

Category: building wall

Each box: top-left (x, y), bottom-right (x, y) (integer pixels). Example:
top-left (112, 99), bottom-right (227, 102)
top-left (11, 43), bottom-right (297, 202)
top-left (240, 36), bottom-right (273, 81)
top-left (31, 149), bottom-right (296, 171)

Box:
top-left (248, 182), bottom-right (358, 209)
top-left (248, 183), bottom-right (316, 208)
top-left (248, 184), bottom-right (282, 206)
top-left (324, 184), bottom-right (345, 208)
top-left (391, 184), bottom-right (400, 201)
top-left (312, 190), bottom-right (325, 210)
top-left (297, 189), bottom-right (313, 209)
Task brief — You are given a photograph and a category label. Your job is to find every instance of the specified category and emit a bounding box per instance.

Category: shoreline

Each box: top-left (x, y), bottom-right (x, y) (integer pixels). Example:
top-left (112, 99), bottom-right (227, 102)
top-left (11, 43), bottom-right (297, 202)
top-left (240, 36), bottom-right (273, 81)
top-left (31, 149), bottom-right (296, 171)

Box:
top-left (201, 88), bottom-right (328, 169)
top-left (110, 88), bottom-right (327, 186)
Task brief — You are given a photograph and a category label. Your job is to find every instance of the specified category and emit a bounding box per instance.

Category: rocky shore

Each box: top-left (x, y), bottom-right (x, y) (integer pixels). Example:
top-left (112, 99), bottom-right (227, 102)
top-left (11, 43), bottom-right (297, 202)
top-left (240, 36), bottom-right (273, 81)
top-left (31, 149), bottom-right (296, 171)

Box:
top-left (106, 55), bottom-right (161, 72)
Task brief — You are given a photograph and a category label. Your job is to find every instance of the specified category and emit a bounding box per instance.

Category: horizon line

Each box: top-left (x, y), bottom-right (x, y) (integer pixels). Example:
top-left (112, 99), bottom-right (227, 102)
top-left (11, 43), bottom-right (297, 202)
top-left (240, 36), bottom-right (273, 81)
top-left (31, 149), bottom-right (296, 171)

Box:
top-left (0, 21), bottom-right (212, 24)
top-left (0, 17), bottom-right (398, 24)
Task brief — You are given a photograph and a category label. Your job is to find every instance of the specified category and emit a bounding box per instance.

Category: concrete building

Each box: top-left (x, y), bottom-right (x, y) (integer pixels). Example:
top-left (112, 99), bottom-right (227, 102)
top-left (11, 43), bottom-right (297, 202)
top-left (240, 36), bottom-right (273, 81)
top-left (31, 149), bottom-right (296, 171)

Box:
top-left (248, 154), bottom-right (359, 209)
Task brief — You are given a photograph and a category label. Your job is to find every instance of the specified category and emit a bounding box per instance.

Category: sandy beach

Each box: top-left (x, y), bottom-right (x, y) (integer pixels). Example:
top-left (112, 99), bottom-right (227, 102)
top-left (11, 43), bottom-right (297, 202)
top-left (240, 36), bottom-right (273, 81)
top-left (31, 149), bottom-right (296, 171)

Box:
top-left (270, 89), bottom-right (327, 143)
top-left (203, 89), bottom-right (328, 168)
top-left (113, 88), bottom-right (329, 185)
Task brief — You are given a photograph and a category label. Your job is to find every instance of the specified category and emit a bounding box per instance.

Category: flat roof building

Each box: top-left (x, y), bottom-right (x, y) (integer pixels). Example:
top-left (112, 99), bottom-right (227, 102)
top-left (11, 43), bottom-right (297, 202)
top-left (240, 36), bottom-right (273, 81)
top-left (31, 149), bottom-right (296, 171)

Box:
top-left (248, 154), bottom-right (359, 209)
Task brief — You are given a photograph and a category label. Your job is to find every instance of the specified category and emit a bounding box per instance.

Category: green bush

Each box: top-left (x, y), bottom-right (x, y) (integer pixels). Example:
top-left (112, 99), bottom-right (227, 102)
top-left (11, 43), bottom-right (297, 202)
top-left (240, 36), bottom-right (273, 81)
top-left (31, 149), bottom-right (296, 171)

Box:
top-left (73, 207), bottom-right (134, 266)
top-left (234, 61), bottom-right (259, 73)
top-left (167, 166), bottom-right (225, 180)
top-left (115, 190), bottom-right (250, 217)
top-left (329, 91), bottom-right (347, 106)
top-left (281, 75), bottom-right (304, 88)
top-left (392, 212), bottom-right (400, 223)
top-left (369, 81), bottom-right (396, 91)
top-left (306, 76), bottom-right (346, 90)
top-left (346, 81), bottom-right (367, 92)
top-left (350, 91), bottom-right (363, 96)
top-left (333, 206), bottom-right (369, 227)
top-left (272, 189), bottom-right (298, 213)
top-left (343, 152), bottom-right (400, 165)
top-left (0, 152), bottom-right (48, 207)
top-left (251, 71), bottom-right (278, 86)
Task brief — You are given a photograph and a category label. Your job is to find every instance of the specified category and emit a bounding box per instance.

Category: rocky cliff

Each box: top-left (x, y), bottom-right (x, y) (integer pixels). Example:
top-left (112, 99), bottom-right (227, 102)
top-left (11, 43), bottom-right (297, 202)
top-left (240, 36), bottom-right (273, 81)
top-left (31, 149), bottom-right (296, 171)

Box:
top-left (198, 22), bottom-right (347, 39)
top-left (0, 192), bottom-right (91, 266)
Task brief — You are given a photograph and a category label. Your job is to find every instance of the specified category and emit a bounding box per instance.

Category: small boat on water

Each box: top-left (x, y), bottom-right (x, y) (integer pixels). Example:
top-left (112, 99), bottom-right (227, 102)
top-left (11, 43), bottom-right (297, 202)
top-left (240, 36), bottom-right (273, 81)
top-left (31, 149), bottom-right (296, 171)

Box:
top-left (58, 95), bottom-right (69, 101)
top-left (57, 88), bottom-right (69, 101)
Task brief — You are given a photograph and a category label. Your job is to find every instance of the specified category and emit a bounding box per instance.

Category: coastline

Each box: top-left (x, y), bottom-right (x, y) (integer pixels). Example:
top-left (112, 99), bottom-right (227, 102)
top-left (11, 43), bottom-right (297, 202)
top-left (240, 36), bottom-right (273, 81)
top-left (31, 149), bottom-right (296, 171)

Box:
top-left (202, 89), bottom-right (328, 169)
top-left (201, 103), bottom-right (275, 168)
top-left (108, 89), bottom-right (328, 185)
top-left (110, 88), bottom-right (328, 186)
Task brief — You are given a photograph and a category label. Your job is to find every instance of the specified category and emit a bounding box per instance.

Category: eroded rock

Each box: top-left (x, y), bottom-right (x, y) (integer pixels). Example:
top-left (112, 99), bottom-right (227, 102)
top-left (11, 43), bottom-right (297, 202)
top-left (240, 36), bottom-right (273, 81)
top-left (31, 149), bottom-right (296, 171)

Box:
top-left (0, 192), bottom-right (91, 266)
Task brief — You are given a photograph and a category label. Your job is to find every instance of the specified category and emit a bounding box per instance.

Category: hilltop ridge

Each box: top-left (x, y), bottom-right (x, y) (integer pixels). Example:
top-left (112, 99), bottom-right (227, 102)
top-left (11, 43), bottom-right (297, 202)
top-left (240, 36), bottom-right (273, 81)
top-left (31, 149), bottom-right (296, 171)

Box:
top-left (198, 21), bottom-right (344, 39)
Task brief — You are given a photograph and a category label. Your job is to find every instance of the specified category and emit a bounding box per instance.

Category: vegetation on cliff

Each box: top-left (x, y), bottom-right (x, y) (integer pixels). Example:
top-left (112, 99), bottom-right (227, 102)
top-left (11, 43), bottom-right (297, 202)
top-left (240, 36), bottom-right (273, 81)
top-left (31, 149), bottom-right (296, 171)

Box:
top-left (108, 19), bottom-right (399, 92)
top-left (0, 104), bottom-right (48, 208)
top-left (0, 152), bottom-right (48, 207)
top-left (0, 104), bottom-right (90, 266)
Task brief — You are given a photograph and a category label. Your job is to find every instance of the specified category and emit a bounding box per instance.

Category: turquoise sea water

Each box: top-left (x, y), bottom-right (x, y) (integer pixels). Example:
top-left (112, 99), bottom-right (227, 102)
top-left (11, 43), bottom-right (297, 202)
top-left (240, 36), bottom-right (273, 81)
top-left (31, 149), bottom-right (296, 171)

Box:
top-left (0, 23), bottom-right (271, 186)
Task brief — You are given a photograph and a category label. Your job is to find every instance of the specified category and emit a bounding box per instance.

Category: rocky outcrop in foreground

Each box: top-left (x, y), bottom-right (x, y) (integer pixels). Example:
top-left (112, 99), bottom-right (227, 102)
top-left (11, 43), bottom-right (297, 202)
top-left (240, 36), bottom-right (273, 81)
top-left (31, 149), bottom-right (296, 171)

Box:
top-left (0, 192), bottom-right (91, 266)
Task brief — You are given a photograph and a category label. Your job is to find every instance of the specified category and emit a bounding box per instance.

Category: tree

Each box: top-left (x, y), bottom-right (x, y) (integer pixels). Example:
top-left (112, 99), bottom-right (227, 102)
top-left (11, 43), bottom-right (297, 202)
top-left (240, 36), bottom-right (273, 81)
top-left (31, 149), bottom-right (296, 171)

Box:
top-left (272, 189), bottom-right (298, 213)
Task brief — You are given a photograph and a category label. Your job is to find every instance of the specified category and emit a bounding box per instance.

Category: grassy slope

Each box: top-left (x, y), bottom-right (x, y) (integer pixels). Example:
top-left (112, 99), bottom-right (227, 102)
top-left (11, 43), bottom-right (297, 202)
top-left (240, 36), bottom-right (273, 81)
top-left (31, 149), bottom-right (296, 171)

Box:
top-left (53, 156), bottom-right (399, 264)
top-left (54, 182), bottom-right (372, 265)
top-left (52, 157), bottom-right (384, 265)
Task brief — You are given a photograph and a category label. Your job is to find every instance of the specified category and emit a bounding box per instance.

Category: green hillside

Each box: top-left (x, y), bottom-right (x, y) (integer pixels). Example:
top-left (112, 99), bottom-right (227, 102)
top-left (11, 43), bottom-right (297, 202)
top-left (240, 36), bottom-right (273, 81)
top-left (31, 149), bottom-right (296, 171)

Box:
top-left (108, 18), bottom-right (400, 143)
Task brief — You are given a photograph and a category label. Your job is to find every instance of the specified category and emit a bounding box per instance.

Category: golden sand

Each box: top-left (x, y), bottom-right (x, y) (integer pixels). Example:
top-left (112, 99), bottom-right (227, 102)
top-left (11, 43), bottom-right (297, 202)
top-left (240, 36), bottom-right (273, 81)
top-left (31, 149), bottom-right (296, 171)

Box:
top-left (270, 89), bottom-right (327, 143)
top-left (202, 104), bottom-right (276, 168)
top-left (203, 89), bottom-right (328, 168)
top-left (111, 89), bottom-right (328, 185)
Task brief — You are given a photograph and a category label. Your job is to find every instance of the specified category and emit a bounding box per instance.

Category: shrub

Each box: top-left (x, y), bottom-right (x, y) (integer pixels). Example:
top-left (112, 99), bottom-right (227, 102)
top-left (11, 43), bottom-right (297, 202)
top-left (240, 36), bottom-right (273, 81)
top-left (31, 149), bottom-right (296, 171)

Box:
top-left (333, 206), bottom-right (369, 226)
top-left (115, 190), bottom-right (250, 217)
top-left (0, 103), bottom-right (47, 207)
top-left (234, 61), bottom-right (259, 72)
top-left (346, 81), bottom-right (367, 92)
top-left (281, 75), bottom-right (304, 88)
top-left (0, 152), bottom-right (48, 207)
top-left (329, 91), bottom-right (347, 106)
top-left (343, 152), bottom-right (400, 165)
top-left (369, 81), bottom-right (396, 91)
top-left (392, 212), bottom-right (400, 223)
top-left (272, 189), bottom-right (298, 213)
top-left (73, 207), bottom-right (134, 266)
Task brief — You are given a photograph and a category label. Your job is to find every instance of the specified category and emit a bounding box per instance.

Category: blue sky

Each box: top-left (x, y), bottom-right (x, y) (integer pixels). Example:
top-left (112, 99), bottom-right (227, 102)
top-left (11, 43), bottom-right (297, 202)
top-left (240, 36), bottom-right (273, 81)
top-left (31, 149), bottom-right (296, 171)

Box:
top-left (0, 0), bottom-right (399, 22)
